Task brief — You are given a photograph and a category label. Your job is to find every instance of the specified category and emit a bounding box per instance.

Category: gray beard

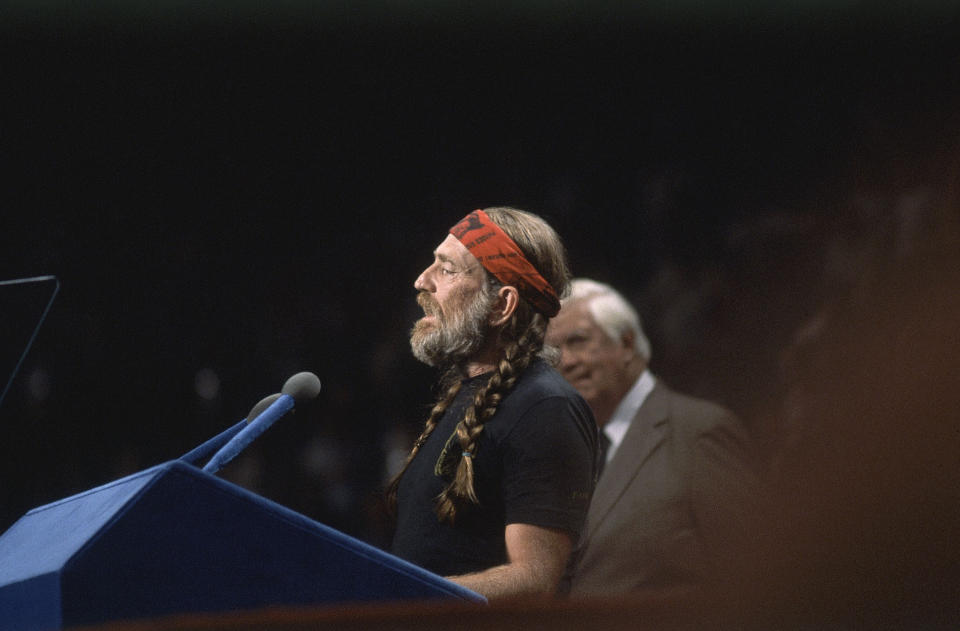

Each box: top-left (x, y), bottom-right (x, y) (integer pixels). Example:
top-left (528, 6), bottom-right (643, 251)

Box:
top-left (410, 288), bottom-right (496, 368)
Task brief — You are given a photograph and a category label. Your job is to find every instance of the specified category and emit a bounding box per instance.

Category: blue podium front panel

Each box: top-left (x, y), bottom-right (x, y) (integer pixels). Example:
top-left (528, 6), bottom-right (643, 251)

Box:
top-left (0, 461), bottom-right (483, 630)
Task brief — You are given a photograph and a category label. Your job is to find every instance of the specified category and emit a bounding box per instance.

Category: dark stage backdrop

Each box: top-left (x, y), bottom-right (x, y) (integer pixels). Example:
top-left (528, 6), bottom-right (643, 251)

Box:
top-left (2, 2), bottom-right (959, 551)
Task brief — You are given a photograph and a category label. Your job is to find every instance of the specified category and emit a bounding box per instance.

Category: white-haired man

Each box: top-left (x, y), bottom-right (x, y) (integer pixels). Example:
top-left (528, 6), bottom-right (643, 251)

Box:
top-left (546, 278), bottom-right (760, 595)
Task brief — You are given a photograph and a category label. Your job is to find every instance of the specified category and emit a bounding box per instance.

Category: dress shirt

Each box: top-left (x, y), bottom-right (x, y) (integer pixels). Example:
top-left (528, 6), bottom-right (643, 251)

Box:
top-left (601, 370), bottom-right (655, 465)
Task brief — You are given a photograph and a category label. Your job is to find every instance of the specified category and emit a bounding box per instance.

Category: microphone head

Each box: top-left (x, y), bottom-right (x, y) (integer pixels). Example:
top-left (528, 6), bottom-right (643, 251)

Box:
top-left (281, 371), bottom-right (322, 403)
top-left (245, 393), bottom-right (281, 423)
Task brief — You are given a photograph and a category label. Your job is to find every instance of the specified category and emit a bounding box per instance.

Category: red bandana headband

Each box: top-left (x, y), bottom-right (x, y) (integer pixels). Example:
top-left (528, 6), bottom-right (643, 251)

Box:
top-left (449, 209), bottom-right (561, 318)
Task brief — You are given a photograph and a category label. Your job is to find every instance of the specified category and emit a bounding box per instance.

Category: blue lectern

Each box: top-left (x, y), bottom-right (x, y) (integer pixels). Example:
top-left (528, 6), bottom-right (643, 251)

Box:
top-left (0, 459), bottom-right (484, 631)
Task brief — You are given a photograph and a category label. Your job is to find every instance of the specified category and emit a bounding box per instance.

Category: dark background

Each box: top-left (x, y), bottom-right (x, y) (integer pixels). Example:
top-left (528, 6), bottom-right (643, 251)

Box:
top-left (3, 1), bottom-right (959, 556)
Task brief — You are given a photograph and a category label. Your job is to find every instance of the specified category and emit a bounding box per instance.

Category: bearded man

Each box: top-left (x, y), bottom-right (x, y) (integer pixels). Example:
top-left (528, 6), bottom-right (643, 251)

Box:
top-left (388, 207), bottom-right (597, 600)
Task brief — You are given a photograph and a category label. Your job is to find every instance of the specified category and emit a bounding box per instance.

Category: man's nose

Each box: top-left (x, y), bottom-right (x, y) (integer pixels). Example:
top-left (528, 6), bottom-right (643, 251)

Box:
top-left (558, 347), bottom-right (577, 372)
top-left (414, 266), bottom-right (434, 292)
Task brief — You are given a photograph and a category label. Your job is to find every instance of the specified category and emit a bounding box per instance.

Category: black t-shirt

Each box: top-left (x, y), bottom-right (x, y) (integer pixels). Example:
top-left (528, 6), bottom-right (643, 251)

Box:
top-left (391, 359), bottom-right (597, 577)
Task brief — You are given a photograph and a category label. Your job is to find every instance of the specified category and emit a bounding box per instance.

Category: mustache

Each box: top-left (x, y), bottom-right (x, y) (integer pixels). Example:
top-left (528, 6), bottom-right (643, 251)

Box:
top-left (417, 291), bottom-right (442, 318)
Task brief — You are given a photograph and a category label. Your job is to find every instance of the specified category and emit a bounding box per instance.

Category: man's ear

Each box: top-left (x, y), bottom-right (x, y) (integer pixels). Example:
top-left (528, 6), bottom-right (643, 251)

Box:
top-left (620, 330), bottom-right (638, 366)
top-left (488, 285), bottom-right (520, 327)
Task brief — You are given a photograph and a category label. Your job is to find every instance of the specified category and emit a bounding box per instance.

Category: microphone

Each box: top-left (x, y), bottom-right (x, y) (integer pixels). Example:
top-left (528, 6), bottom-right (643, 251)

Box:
top-left (245, 392), bottom-right (282, 422)
top-left (201, 372), bottom-right (321, 474)
top-left (280, 371), bottom-right (323, 402)
top-left (178, 393), bottom-right (281, 465)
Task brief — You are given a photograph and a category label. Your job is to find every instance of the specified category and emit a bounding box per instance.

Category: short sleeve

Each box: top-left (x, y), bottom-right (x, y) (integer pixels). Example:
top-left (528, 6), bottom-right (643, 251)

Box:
top-left (499, 395), bottom-right (596, 536)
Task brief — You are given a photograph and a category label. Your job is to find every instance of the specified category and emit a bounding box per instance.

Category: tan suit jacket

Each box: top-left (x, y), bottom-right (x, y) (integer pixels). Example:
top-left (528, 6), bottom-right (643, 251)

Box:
top-left (567, 380), bottom-right (760, 595)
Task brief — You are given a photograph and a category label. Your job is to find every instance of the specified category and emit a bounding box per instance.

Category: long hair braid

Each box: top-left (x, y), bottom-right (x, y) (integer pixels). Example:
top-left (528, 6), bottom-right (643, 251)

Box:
top-left (435, 304), bottom-right (551, 523)
top-left (385, 369), bottom-right (463, 513)
top-left (389, 206), bottom-right (571, 524)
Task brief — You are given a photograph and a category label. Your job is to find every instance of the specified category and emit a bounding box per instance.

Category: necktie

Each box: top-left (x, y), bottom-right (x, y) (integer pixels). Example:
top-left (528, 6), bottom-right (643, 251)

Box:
top-left (597, 430), bottom-right (612, 477)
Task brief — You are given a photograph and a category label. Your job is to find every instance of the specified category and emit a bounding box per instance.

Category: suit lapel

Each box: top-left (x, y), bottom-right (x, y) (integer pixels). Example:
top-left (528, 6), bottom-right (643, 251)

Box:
top-left (584, 382), bottom-right (671, 540)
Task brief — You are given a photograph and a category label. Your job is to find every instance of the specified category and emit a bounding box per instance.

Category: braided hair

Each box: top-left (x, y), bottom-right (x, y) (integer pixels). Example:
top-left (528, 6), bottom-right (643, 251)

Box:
top-left (387, 206), bottom-right (571, 524)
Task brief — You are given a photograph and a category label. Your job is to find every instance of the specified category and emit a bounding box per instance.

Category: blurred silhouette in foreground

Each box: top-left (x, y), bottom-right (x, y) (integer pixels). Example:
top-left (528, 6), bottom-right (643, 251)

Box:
top-left (737, 163), bottom-right (960, 628)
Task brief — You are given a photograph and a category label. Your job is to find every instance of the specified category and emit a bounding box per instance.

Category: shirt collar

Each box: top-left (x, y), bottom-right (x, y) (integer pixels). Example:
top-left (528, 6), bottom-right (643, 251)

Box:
top-left (602, 370), bottom-right (655, 463)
